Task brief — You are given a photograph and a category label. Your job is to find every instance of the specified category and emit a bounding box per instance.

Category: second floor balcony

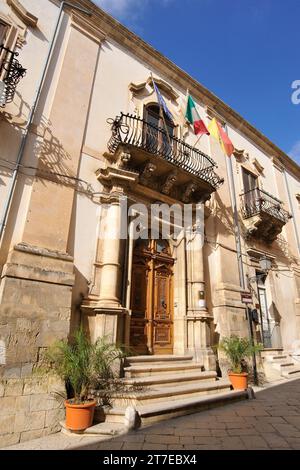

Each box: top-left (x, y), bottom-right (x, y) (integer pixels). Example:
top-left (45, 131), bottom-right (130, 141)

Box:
top-left (240, 188), bottom-right (292, 243)
top-left (0, 45), bottom-right (26, 107)
top-left (107, 113), bottom-right (224, 203)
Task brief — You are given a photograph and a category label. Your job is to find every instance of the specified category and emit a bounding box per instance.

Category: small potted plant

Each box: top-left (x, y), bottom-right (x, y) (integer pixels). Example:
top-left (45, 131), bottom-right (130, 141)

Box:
top-left (45, 327), bottom-right (124, 431)
top-left (218, 335), bottom-right (262, 390)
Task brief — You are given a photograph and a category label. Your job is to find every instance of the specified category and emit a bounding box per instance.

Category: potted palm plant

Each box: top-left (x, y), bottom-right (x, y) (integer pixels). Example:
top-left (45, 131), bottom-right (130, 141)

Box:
top-left (218, 335), bottom-right (262, 390)
top-left (45, 327), bottom-right (124, 431)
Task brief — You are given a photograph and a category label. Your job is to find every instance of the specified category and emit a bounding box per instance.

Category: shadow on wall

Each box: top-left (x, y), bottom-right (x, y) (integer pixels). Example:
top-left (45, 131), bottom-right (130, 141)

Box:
top-left (0, 91), bottom-right (99, 259)
top-left (70, 266), bottom-right (90, 337)
top-left (208, 192), bottom-right (235, 237)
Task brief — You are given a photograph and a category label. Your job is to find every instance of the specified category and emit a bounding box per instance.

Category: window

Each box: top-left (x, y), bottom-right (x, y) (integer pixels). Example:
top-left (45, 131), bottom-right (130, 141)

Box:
top-left (242, 167), bottom-right (257, 194)
top-left (143, 104), bottom-right (174, 153)
top-left (242, 168), bottom-right (258, 210)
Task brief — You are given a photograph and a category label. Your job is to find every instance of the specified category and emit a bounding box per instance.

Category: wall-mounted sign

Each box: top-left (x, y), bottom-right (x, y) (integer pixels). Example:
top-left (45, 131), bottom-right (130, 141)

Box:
top-left (241, 292), bottom-right (252, 304)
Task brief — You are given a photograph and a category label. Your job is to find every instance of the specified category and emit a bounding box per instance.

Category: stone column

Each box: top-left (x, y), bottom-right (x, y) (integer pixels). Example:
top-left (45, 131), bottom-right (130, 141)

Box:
top-left (82, 190), bottom-right (127, 344)
top-left (185, 208), bottom-right (215, 370)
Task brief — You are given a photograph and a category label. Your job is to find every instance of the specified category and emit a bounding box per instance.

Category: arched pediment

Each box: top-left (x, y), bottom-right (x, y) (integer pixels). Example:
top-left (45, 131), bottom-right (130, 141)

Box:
top-left (234, 148), bottom-right (264, 177)
top-left (129, 75), bottom-right (179, 102)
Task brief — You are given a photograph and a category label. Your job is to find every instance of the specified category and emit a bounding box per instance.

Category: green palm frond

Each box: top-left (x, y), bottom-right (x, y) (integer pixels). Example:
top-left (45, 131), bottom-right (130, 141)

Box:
top-left (218, 335), bottom-right (262, 374)
top-left (44, 328), bottom-right (125, 404)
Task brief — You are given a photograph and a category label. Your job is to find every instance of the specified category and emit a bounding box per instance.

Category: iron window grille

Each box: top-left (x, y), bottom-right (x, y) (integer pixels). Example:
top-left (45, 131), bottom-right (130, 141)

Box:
top-left (0, 44), bottom-right (26, 107)
top-left (240, 187), bottom-right (292, 224)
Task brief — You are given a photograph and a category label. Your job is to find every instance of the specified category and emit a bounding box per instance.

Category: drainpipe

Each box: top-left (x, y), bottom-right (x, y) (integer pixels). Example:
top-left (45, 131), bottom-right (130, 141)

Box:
top-left (0, 2), bottom-right (92, 244)
top-left (283, 169), bottom-right (300, 256)
top-left (225, 153), bottom-right (246, 290)
top-left (224, 124), bottom-right (258, 385)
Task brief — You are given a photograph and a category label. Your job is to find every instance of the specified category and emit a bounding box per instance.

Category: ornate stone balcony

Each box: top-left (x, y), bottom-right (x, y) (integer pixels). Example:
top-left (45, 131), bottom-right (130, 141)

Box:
top-left (240, 188), bottom-right (292, 243)
top-left (0, 44), bottom-right (26, 107)
top-left (106, 113), bottom-right (224, 203)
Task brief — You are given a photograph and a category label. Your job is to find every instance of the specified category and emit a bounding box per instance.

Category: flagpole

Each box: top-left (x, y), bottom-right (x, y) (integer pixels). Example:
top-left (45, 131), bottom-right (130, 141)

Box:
top-left (194, 133), bottom-right (203, 148)
top-left (150, 72), bottom-right (172, 148)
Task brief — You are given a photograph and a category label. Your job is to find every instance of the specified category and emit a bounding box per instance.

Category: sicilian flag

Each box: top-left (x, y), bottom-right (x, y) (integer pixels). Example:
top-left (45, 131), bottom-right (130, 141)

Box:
top-left (153, 81), bottom-right (173, 121)
top-left (185, 94), bottom-right (210, 136)
top-left (208, 118), bottom-right (234, 157)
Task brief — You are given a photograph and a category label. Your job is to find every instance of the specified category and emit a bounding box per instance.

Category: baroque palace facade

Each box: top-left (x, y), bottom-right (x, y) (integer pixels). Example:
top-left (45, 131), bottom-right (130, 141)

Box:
top-left (0, 0), bottom-right (300, 445)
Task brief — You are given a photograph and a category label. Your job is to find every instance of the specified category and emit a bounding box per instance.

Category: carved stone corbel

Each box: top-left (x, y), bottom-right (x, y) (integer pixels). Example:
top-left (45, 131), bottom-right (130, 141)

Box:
top-left (182, 182), bottom-right (198, 203)
top-left (118, 150), bottom-right (131, 168)
top-left (162, 171), bottom-right (177, 195)
top-left (140, 162), bottom-right (157, 185)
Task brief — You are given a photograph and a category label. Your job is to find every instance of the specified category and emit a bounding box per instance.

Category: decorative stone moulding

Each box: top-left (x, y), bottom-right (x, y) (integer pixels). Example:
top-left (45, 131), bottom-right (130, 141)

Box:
top-left (7, 0), bottom-right (38, 27)
top-left (129, 76), bottom-right (179, 102)
top-left (70, 11), bottom-right (106, 44)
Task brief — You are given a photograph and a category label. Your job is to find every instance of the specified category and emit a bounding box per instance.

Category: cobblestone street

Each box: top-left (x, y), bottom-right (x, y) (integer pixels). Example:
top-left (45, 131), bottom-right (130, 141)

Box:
top-left (4, 378), bottom-right (300, 451)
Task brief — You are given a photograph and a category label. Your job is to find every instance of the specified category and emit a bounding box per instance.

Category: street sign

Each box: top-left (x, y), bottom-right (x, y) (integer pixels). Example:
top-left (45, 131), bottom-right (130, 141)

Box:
top-left (241, 292), bottom-right (253, 304)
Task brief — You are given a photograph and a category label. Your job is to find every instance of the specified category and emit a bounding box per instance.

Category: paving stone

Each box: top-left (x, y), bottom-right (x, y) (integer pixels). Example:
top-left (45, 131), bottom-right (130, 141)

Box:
top-left (219, 437), bottom-right (247, 450)
top-left (174, 428), bottom-right (211, 437)
top-left (210, 429), bottom-right (229, 437)
top-left (145, 434), bottom-right (179, 445)
top-left (227, 428), bottom-right (257, 436)
top-left (285, 438), bottom-right (300, 449)
top-left (143, 443), bottom-right (168, 450)
top-left (262, 433), bottom-right (290, 449)
top-left (241, 435), bottom-right (269, 449)
top-left (272, 423), bottom-right (300, 437)
top-left (123, 442), bottom-right (144, 450)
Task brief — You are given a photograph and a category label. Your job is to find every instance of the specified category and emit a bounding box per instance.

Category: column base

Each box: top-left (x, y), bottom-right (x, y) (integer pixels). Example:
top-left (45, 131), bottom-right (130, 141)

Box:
top-left (81, 302), bottom-right (129, 345)
top-left (186, 314), bottom-right (216, 371)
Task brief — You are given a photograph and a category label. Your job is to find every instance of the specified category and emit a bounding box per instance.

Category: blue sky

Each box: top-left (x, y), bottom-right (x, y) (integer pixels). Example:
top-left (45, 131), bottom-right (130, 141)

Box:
top-left (94, 0), bottom-right (300, 164)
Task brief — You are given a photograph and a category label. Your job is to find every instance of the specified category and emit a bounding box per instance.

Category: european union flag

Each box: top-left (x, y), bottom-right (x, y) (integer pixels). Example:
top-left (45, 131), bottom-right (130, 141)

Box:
top-left (153, 81), bottom-right (173, 121)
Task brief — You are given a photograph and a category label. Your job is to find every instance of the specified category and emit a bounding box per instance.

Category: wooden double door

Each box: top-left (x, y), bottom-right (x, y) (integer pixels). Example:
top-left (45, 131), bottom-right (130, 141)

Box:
top-left (130, 238), bottom-right (174, 355)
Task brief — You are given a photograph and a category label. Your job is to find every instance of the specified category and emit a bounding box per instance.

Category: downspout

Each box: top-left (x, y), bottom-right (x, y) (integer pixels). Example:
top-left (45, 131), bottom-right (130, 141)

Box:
top-left (0, 1), bottom-right (92, 244)
top-left (224, 124), bottom-right (258, 385)
top-left (283, 169), bottom-right (300, 256)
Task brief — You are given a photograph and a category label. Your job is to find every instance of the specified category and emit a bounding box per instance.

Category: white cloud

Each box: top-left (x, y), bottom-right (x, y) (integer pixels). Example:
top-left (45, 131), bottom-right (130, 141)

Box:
top-left (289, 141), bottom-right (300, 163)
top-left (92, 0), bottom-right (147, 18)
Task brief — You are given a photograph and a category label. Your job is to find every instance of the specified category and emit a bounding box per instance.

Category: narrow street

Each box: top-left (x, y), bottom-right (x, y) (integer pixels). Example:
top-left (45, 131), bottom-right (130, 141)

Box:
top-left (5, 378), bottom-right (300, 451)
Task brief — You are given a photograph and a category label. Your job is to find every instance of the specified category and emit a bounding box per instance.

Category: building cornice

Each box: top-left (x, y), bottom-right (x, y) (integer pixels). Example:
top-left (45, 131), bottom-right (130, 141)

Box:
top-left (7, 0), bottom-right (38, 27)
top-left (53, 0), bottom-right (299, 179)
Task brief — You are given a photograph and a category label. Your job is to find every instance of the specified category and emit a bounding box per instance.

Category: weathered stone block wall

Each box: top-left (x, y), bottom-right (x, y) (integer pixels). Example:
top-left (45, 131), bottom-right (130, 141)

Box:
top-left (0, 243), bottom-right (74, 447)
top-left (0, 376), bottom-right (65, 447)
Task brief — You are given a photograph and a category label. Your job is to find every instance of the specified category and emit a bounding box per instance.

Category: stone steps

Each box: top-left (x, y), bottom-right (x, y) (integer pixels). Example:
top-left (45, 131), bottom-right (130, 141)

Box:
top-left (263, 350), bottom-right (300, 381)
top-left (124, 362), bottom-right (203, 378)
top-left (107, 378), bottom-right (232, 407)
top-left (281, 365), bottom-right (300, 379)
top-left (125, 355), bottom-right (194, 365)
top-left (64, 354), bottom-right (250, 438)
top-left (104, 389), bottom-right (249, 426)
top-left (122, 370), bottom-right (217, 388)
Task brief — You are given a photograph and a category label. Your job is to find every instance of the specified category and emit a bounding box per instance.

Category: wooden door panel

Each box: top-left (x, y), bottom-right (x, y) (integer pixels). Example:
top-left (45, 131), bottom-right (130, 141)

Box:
top-left (130, 260), bottom-right (149, 355)
top-left (153, 262), bottom-right (173, 354)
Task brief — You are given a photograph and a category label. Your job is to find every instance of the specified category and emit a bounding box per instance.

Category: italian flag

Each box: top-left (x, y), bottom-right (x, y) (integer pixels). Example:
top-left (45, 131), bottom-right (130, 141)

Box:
top-left (185, 94), bottom-right (210, 136)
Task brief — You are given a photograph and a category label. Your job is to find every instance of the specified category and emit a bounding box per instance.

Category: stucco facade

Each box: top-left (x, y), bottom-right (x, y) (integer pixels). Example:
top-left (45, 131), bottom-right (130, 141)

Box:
top-left (0, 0), bottom-right (299, 445)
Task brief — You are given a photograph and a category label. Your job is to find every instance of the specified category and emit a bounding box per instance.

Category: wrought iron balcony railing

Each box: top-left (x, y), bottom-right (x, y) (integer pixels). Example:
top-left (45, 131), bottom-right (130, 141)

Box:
top-left (240, 188), bottom-right (291, 224)
top-left (0, 44), bottom-right (26, 107)
top-left (107, 113), bottom-right (224, 190)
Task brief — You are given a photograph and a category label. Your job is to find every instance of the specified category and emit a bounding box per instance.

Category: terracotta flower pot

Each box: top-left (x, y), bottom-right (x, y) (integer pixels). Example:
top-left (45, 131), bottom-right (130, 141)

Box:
top-left (65, 399), bottom-right (96, 431)
top-left (228, 372), bottom-right (248, 390)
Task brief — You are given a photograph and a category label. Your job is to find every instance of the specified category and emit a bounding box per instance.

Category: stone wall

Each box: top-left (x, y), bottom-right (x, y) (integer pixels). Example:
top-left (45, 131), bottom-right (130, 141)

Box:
top-left (0, 375), bottom-right (65, 447)
top-left (0, 243), bottom-right (74, 446)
